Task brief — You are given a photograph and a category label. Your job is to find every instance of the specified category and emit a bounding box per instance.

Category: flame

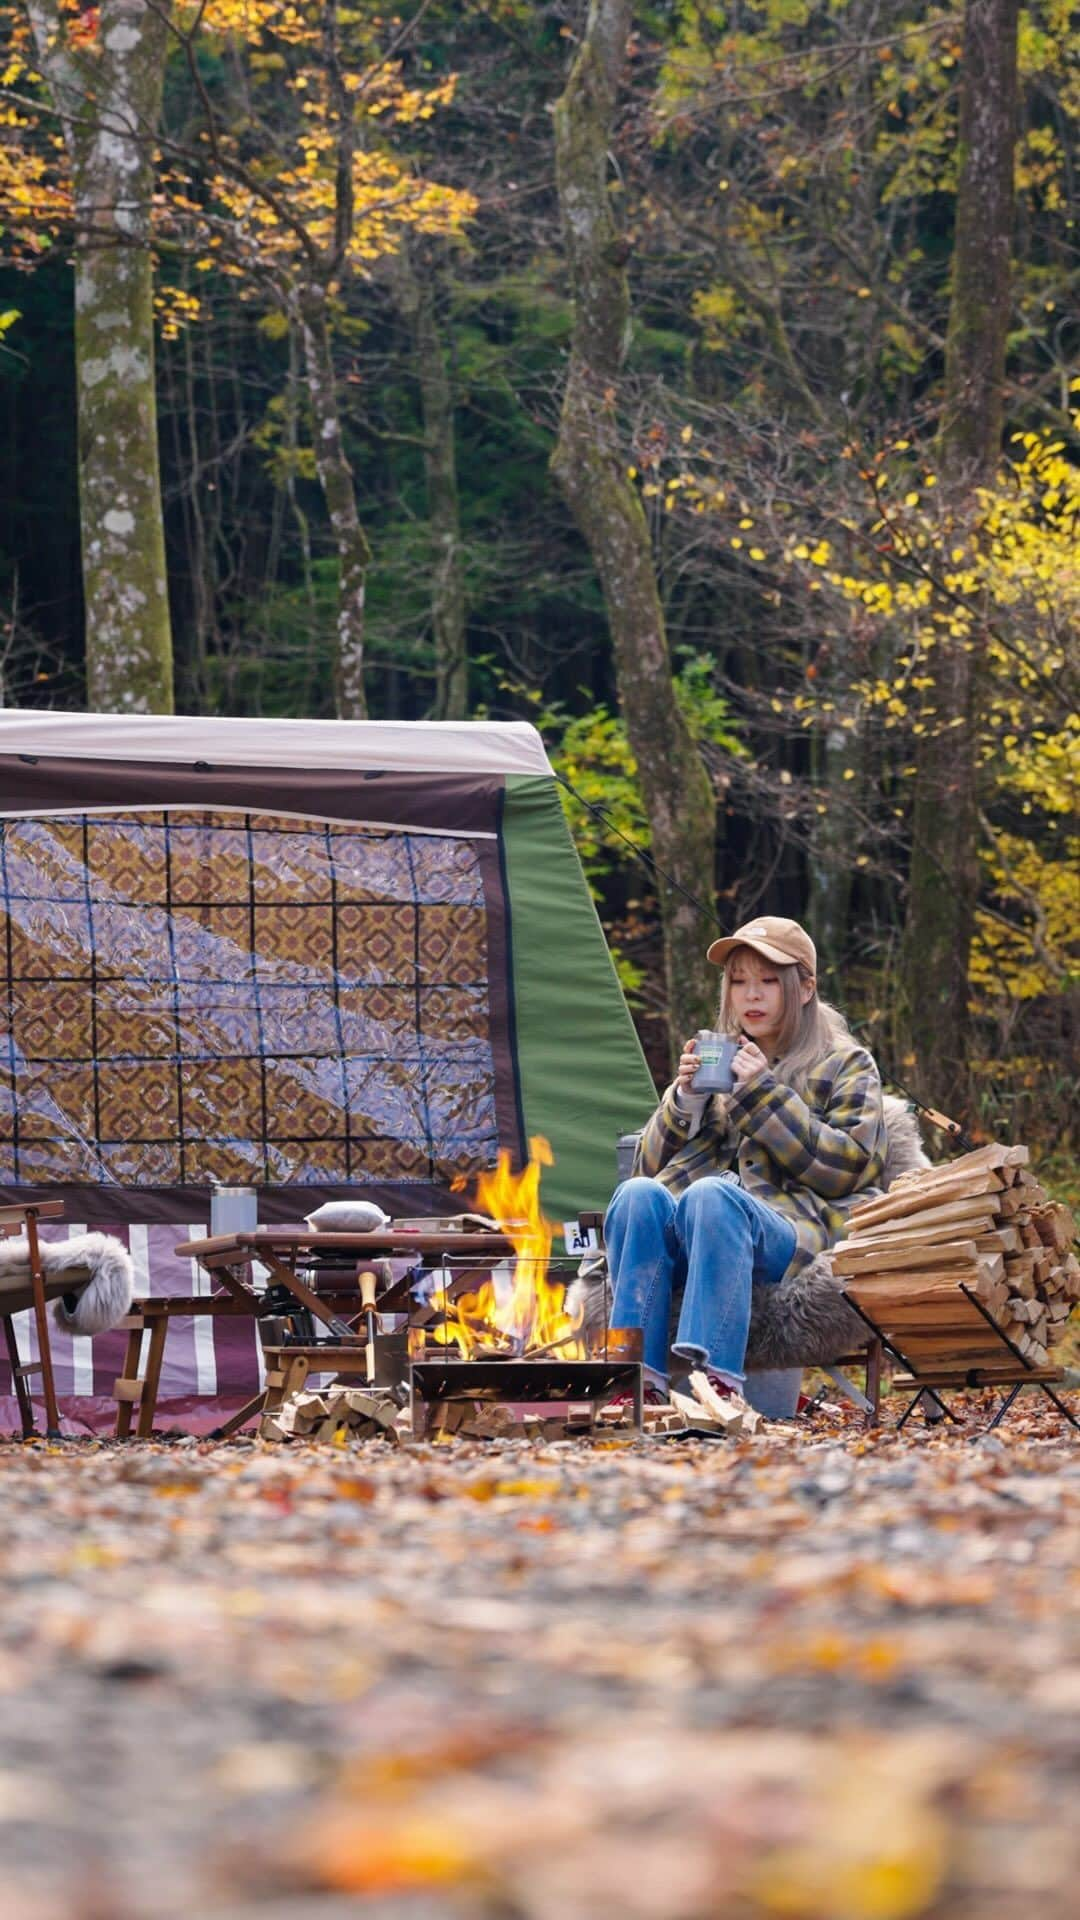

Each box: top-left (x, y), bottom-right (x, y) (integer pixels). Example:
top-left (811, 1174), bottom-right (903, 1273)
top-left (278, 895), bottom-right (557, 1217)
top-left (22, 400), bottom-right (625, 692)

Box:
top-left (432, 1136), bottom-right (585, 1359)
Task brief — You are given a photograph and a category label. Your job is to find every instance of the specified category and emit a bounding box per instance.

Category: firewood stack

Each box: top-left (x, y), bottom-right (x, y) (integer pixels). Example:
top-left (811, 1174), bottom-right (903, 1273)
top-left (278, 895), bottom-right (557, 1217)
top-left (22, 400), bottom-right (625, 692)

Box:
top-left (832, 1143), bottom-right (1079, 1374)
top-left (261, 1385), bottom-right (408, 1444)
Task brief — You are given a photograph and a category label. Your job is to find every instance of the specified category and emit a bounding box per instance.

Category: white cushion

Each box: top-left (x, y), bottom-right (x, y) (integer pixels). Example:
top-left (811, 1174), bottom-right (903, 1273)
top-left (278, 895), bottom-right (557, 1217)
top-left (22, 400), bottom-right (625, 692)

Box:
top-left (303, 1201), bottom-right (390, 1233)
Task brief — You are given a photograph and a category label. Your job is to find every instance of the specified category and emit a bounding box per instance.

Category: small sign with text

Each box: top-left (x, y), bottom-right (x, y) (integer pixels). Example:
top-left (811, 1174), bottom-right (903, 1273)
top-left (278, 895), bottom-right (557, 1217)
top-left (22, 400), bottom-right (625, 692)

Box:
top-left (563, 1219), bottom-right (601, 1255)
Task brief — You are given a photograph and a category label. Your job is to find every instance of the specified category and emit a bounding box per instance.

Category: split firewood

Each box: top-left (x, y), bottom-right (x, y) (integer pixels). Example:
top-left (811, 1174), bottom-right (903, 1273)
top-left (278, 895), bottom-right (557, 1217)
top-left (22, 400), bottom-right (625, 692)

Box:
top-left (262, 1380), bottom-right (404, 1444)
top-left (688, 1371), bottom-right (762, 1436)
top-left (840, 1142), bottom-right (1077, 1370)
top-left (645, 1406), bottom-right (688, 1434)
top-left (273, 1393), bottom-right (330, 1436)
top-left (670, 1390), bottom-right (724, 1432)
top-left (886, 1142), bottom-right (1028, 1191)
top-left (1033, 1203), bottom-right (1077, 1254)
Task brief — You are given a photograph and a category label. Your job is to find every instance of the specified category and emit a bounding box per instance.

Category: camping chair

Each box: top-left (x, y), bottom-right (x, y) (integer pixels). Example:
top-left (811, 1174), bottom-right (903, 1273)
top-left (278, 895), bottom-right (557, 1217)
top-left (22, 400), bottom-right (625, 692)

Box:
top-left (0, 1200), bottom-right (82, 1439)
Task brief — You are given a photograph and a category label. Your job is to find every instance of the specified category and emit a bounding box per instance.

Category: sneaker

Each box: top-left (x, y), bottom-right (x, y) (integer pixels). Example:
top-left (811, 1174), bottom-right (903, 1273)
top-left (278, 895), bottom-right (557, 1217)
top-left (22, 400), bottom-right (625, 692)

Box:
top-left (701, 1367), bottom-right (742, 1402)
top-left (603, 1380), bottom-right (669, 1412)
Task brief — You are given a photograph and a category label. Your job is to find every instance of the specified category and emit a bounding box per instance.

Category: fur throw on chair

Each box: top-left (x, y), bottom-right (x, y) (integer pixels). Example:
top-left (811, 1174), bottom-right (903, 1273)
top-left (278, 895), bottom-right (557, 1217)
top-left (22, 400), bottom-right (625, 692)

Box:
top-left (566, 1095), bottom-right (930, 1370)
top-left (746, 1096), bottom-right (929, 1369)
top-left (0, 1232), bottom-right (135, 1335)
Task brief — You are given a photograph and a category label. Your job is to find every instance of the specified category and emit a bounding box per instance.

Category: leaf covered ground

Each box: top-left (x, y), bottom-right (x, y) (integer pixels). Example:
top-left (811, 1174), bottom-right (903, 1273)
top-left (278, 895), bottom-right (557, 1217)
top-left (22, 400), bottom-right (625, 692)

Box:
top-left (2, 1402), bottom-right (1079, 1920)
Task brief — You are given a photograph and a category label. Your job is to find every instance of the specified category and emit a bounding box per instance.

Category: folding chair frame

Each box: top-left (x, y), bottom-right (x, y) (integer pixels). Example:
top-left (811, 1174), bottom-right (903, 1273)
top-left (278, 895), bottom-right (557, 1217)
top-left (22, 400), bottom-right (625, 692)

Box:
top-left (1, 1200), bottom-right (66, 1439)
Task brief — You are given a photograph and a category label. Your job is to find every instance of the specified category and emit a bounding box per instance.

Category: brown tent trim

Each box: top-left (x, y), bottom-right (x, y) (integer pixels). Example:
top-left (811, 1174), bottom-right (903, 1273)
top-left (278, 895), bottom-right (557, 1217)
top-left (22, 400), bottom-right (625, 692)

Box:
top-left (0, 756), bottom-right (500, 836)
top-left (0, 1179), bottom-right (460, 1228)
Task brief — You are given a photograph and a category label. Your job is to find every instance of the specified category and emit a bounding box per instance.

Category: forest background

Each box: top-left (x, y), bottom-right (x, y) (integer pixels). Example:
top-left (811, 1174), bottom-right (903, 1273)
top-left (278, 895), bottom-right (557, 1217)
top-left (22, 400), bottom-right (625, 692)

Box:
top-left (0, 0), bottom-right (1076, 1195)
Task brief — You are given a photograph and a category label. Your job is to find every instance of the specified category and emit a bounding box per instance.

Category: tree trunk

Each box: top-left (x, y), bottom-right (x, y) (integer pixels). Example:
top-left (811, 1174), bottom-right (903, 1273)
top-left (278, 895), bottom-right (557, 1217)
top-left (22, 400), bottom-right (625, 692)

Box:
top-left (27, 0), bottom-right (174, 711)
top-left (298, 289), bottom-right (371, 718)
top-left (807, 706), bottom-right (856, 986)
top-left (900, 0), bottom-right (1019, 1116)
top-left (551, 0), bottom-right (717, 1061)
top-left (393, 247), bottom-right (468, 719)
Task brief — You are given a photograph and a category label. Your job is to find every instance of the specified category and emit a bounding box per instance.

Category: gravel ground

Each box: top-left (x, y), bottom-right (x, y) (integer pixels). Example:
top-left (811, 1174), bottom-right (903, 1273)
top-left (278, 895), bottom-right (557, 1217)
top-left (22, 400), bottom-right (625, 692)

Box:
top-left (2, 1405), bottom-right (1079, 1920)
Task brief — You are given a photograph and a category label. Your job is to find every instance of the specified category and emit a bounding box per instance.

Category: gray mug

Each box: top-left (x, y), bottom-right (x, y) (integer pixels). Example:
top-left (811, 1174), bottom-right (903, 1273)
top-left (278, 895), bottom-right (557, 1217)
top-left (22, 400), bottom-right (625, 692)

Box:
top-left (690, 1030), bottom-right (739, 1095)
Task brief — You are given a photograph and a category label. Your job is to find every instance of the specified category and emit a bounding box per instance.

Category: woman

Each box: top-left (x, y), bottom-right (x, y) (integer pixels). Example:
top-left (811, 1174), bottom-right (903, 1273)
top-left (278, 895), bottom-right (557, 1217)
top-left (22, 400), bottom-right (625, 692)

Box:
top-left (605, 915), bottom-right (886, 1408)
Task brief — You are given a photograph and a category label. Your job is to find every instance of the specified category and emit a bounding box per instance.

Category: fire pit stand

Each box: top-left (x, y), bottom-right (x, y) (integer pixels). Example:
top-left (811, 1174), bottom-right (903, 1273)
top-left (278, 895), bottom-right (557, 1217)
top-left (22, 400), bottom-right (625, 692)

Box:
top-left (409, 1357), bottom-right (644, 1436)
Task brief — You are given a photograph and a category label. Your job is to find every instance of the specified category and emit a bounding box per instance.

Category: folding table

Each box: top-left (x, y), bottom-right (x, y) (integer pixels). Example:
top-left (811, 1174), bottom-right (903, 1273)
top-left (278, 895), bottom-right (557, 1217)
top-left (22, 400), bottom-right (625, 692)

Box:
top-left (115, 1227), bottom-right (515, 1438)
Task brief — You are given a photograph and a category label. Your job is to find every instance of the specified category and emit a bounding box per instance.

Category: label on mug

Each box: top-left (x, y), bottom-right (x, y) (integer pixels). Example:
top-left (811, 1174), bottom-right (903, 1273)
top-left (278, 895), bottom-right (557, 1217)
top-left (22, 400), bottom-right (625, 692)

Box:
top-left (691, 1030), bottom-right (737, 1094)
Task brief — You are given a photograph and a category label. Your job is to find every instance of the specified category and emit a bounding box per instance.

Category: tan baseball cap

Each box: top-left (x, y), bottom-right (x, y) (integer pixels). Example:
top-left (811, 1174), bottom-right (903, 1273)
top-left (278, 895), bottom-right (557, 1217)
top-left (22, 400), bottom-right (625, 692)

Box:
top-left (707, 915), bottom-right (817, 974)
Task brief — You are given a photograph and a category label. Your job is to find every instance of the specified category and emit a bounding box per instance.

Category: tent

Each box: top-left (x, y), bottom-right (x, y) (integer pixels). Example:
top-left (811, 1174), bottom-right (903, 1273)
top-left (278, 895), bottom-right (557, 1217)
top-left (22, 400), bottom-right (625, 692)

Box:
top-left (0, 711), bottom-right (657, 1428)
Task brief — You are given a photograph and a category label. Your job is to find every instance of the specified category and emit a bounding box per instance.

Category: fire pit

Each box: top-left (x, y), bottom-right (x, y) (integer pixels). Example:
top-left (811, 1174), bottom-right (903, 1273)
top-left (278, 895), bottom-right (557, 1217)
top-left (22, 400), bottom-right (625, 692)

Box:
top-left (402, 1141), bottom-right (645, 1435)
top-left (408, 1327), bottom-right (645, 1436)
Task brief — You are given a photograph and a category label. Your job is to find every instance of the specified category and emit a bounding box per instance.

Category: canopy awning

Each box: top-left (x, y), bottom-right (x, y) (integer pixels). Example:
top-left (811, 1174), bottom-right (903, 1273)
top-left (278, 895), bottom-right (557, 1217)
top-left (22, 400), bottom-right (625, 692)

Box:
top-left (0, 711), bottom-right (553, 778)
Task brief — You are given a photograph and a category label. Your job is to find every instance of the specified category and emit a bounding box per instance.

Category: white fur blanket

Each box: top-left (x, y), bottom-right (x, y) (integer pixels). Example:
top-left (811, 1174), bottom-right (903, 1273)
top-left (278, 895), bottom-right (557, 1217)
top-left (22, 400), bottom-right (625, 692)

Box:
top-left (0, 1233), bottom-right (135, 1335)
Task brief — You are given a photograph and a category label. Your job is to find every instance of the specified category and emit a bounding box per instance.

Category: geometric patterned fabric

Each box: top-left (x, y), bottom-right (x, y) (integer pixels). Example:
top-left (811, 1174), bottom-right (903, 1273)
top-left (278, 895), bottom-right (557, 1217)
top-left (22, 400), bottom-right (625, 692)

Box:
top-left (0, 810), bottom-right (498, 1189)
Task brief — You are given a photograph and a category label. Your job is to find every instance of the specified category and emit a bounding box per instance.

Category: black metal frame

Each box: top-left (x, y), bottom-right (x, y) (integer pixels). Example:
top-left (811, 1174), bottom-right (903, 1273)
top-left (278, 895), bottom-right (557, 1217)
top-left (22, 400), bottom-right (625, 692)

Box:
top-left (841, 1282), bottom-right (1080, 1436)
top-left (409, 1357), bottom-right (644, 1435)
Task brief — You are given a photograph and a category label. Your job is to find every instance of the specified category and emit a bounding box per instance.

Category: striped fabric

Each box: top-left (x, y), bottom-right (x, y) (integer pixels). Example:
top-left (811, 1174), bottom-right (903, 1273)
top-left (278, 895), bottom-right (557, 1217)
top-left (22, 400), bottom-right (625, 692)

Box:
top-left (0, 1222), bottom-right (266, 1433)
top-left (0, 1226), bottom-right (421, 1435)
top-left (632, 1045), bottom-right (887, 1269)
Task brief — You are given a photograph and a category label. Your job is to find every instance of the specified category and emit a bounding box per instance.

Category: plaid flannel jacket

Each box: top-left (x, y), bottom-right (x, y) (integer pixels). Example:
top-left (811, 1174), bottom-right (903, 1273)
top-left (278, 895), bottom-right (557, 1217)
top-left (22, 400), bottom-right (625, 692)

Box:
top-left (631, 1043), bottom-right (887, 1270)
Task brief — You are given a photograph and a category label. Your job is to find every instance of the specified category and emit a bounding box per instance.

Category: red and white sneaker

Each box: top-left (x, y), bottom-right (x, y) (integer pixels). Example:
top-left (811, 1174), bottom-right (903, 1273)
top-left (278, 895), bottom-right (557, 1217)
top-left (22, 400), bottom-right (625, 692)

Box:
top-left (687, 1368), bottom-right (760, 1430)
top-left (602, 1381), bottom-right (669, 1414)
top-left (700, 1367), bottom-right (743, 1402)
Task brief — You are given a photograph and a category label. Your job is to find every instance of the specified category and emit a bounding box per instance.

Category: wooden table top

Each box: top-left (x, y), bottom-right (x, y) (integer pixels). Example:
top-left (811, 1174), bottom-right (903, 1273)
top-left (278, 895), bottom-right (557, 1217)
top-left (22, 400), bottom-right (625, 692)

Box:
top-left (174, 1228), bottom-right (518, 1259)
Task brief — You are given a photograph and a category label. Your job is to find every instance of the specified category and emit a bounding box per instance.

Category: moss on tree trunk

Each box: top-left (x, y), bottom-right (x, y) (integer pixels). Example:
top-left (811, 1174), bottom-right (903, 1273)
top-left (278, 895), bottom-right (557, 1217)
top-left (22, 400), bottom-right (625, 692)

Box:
top-left (552, 0), bottom-right (717, 1061)
top-left (299, 291), bottom-right (371, 719)
top-left (28, 0), bottom-right (174, 712)
top-left (393, 247), bottom-right (468, 720)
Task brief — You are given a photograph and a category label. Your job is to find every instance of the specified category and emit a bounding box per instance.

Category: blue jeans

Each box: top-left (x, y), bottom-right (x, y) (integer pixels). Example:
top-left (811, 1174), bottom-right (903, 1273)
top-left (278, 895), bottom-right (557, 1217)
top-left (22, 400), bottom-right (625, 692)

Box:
top-left (604, 1175), bottom-right (798, 1389)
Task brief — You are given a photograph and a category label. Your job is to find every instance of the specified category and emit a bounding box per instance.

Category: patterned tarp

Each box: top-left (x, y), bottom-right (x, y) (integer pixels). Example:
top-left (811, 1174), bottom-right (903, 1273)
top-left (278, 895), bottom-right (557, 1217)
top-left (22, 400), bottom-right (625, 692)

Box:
top-left (0, 809), bottom-right (501, 1194)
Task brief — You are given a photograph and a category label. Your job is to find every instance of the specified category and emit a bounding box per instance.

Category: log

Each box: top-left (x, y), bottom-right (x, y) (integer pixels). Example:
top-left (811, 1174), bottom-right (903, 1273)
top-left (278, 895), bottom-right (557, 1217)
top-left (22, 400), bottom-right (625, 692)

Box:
top-left (670, 1389), bottom-right (723, 1431)
top-left (687, 1370), bottom-right (760, 1434)
top-left (845, 1213), bottom-right (1000, 1253)
top-left (886, 1142), bottom-right (1027, 1190)
top-left (862, 1305), bottom-right (998, 1330)
top-left (973, 1227), bottom-right (1021, 1253)
top-left (850, 1195), bottom-right (1000, 1237)
top-left (832, 1237), bottom-right (981, 1276)
top-left (1032, 1203), bottom-right (1077, 1254)
top-left (844, 1272), bottom-right (984, 1304)
top-left (849, 1173), bottom-right (1009, 1231)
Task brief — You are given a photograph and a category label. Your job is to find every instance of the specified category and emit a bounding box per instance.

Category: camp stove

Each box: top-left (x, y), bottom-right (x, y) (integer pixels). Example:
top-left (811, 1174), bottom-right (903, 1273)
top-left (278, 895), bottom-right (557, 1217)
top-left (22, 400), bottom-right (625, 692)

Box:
top-left (407, 1326), bottom-right (645, 1435)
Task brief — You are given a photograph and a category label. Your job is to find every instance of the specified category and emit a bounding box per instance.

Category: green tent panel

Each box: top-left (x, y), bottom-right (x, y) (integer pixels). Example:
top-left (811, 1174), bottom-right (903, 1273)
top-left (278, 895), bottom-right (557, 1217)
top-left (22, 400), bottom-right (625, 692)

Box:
top-left (502, 774), bottom-right (656, 1218)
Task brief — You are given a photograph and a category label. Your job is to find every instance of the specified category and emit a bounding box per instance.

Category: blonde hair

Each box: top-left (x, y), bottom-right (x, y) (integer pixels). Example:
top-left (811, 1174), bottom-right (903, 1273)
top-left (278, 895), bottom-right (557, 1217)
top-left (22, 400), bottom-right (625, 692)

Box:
top-left (717, 943), bottom-right (857, 1093)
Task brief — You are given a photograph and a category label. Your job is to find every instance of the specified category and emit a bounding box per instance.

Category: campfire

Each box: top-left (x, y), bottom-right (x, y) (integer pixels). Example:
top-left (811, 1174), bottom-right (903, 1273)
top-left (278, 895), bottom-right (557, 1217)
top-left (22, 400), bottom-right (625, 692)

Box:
top-left (428, 1136), bottom-right (587, 1362)
top-left (408, 1139), bottom-right (647, 1435)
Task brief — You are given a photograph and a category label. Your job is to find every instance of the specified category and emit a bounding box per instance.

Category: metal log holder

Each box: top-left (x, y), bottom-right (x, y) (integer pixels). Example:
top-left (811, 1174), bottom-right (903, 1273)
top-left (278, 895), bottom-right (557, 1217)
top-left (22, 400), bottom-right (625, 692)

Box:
top-left (841, 1283), bottom-right (1079, 1435)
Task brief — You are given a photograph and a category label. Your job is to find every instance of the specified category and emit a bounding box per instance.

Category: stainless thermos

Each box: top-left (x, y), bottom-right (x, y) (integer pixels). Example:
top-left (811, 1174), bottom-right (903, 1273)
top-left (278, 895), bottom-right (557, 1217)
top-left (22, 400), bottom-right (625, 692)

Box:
top-left (210, 1185), bottom-right (258, 1236)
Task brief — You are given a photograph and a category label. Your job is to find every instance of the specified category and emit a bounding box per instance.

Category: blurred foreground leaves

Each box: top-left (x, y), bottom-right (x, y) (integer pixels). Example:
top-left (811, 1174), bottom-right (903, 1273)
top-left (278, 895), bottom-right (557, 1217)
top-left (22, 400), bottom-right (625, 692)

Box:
top-left (1, 1408), bottom-right (1079, 1919)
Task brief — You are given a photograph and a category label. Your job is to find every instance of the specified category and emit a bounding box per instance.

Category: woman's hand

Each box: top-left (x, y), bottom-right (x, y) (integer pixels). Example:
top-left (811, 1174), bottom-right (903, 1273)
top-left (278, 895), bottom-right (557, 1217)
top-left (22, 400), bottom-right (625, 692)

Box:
top-left (731, 1038), bottom-right (769, 1088)
top-left (674, 1038), bottom-right (703, 1098)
